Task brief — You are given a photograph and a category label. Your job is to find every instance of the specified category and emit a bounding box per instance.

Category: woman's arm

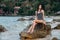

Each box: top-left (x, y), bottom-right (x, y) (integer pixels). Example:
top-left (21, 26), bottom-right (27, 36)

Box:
top-left (35, 11), bottom-right (37, 20)
top-left (42, 10), bottom-right (45, 20)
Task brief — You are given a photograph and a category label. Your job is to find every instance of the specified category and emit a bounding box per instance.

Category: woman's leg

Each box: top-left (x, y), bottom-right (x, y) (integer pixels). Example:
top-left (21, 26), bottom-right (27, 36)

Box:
top-left (27, 20), bottom-right (37, 33)
top-left (39, 20), bottom-right (46, 25)
top-left (43, 21), bottom-right (46, 25)
top-left (30, 21), bottom-right (37, 33)
top-left (27, 25), bottom-right (33, 33)
top-left (37, 20), bottom-right (46, 29)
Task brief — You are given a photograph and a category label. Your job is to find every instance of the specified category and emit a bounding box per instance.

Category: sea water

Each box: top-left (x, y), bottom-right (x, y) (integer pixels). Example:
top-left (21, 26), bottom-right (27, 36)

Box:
top-left (0, 16), bottom-right (60, 40)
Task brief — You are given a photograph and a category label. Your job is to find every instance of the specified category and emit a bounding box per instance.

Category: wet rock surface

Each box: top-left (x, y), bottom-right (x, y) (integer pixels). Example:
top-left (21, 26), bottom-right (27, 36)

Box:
top-left (19, 23), bottom-right (51, 40)
top-left (53, 19), bottom-right (60, 22)
top-left (52, 37), bottom-right (58, 40)
top-left (28, 17), bottom-right (34, 20)
top-left (0, 25), bottom-right (7, 32)
top-left (17, 17), bottom-right (34, 21)
top-left (17, 18), bottom-right (26, 21)
top-left (53, 24), bottom-right (60, 29)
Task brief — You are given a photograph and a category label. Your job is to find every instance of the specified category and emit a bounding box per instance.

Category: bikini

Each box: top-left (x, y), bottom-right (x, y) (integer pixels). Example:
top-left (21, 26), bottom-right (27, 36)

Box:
top-left (37, 12), bottom-right (43, 20)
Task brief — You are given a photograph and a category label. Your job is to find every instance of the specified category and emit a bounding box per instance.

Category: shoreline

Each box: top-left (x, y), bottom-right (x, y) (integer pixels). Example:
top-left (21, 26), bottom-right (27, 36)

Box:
top-left (0, 15), bottom-right (60, 17)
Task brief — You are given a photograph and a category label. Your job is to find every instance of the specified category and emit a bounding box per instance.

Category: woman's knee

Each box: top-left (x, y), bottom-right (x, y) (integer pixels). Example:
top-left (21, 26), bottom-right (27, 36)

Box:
top-left (33, 21), bottom-right (37, 25)
top-left (34, 21), bottom-right (37, 24)
top-left (43, 21), bottom-right (46, 25)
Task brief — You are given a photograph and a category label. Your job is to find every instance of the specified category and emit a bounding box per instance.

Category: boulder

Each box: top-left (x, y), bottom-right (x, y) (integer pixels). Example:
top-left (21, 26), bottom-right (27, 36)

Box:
top-left (20, 23), bottom-right (51, 40)
top-left (52, 37), bottom-right (58, 40)
top-left (53, 19), bottom-right (60, 22)
top-left (28, 17), bottom-right (34, 20)
top-left (17, 17), bottom-right (35, 21)
top-left (17, 18), bottom-right (26, 21)
top-left (20, 30), bottom-right (47, 39)
top-left (0, 25), bottom-right (7, 32)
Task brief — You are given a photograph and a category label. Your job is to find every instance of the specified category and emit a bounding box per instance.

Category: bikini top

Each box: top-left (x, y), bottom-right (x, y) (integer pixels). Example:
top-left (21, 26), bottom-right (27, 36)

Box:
top-left (37, 12), bottom-right (43, 20)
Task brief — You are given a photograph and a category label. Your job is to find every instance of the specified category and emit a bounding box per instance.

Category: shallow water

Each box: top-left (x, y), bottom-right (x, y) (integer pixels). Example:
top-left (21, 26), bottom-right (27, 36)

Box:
top-left (51, 30), bottom-right (60, 40)
top-left (0, 16), bottom-right (60, 40)
top-left (0, 17), bottom-right (31, 40)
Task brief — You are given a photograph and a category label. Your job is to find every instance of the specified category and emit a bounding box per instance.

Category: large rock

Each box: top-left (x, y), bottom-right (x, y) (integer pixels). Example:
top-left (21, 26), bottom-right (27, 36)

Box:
top-left (20, 30), bottom-right (47, 39)
top-left (28, 17), bottom-right (34, 20)
top-left (53, 19), bottom-right (60, 22)
top-left (53, 24), bottom-right (60, 29)
top-left (20, 23), bottom-right (51, 40)
top-left (17, 17), bottom-right (34, 21)
top-left (17, 18), bottom-right (26, 21)
top-left (0, 25), bottom-right (7, 32)
top-left (52, 37), bottom-right (58, 40)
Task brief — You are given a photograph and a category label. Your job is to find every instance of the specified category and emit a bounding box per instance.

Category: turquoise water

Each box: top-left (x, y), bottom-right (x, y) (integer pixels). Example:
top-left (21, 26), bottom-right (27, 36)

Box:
top-left (0, 16), bottom-right (60, 40)
top-left (0, 17), bottom-right (31, 40)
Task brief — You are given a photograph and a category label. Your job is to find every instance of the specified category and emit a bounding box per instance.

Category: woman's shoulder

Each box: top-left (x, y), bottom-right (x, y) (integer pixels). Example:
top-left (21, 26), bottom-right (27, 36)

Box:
top-left (41, 10), bottom-right (44, 12)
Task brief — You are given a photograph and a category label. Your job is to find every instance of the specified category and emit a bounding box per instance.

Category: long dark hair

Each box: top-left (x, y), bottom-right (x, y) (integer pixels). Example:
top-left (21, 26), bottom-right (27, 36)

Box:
top-left (37, 3), bottom-right (44, 11)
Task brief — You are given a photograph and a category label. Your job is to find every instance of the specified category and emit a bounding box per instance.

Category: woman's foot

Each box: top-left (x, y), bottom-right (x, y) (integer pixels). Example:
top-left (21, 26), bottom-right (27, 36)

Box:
top-left (27, 29), bottom-right (34, 34)
top-left (27, 29), bottom-right (31, 34)
top-left (30, 29), bottom-right (34, 34)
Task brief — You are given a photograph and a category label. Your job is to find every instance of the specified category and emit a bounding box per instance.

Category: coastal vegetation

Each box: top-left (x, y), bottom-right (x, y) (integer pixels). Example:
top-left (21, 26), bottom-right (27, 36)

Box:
top-left (0, 0), bottom-right (60, 16)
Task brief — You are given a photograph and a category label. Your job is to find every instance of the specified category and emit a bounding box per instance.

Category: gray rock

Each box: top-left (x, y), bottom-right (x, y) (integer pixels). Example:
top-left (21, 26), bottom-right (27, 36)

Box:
top-left (0, 25), bottom-right (7, 32)
top-left (53, 19), bottom-right (60, 22)
top-left (52, 37), bottom-right (58, 40)
top-left (17, 18), bottom-right (26, 21)
top-left (28, 17), bottom-right (35, 20)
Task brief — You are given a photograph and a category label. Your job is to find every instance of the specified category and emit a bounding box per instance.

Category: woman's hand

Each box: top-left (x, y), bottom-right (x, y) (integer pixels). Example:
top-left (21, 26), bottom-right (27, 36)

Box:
top-left (41, 10), bottom-right (45, 20)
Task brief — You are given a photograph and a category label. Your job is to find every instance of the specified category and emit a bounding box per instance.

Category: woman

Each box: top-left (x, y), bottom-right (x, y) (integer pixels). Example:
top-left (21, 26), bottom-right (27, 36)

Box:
top-left (27, 4), bottom-right (46, 33)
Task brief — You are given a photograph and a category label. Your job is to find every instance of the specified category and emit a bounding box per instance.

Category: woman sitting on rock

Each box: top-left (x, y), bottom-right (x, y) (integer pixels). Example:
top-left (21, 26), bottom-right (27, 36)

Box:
top-left (27, 3), bottom-right (46, 33)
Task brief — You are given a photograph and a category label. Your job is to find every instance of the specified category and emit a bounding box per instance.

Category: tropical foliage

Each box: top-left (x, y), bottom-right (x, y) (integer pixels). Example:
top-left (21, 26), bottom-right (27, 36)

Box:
top-left (0, 0), bottom-right (60, 16)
